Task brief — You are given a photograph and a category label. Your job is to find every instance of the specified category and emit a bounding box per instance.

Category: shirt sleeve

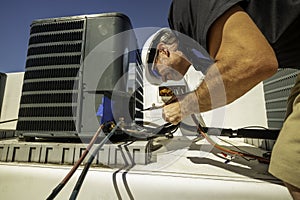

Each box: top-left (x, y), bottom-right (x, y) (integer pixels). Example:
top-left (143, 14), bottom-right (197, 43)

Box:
top-left (168, 0), bottom-right (244, 50)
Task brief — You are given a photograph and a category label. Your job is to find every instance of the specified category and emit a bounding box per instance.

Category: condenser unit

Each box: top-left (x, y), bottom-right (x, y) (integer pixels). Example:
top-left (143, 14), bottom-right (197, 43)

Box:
top-left (16, 13), bottom-right (142, 139)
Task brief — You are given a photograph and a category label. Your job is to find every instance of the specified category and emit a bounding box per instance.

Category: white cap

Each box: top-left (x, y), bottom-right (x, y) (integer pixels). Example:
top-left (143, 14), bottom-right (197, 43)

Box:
top-left (141, 28), bottom-right (173, 85)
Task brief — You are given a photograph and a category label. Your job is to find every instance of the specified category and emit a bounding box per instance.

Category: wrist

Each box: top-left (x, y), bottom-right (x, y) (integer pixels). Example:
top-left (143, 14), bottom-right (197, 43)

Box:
top-left (179, 91), bottom-right (200, 116)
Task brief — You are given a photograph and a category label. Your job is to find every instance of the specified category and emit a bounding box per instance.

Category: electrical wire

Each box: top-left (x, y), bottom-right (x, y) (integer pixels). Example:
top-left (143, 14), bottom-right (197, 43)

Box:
top-left (217, 136), bottom-right (254, 155)
top-left (69, 121), bottom-right (121, 200)
top-left (46, 124), bottom-right (104, 200)
top-left (190, 114), bottom-right (270, 163)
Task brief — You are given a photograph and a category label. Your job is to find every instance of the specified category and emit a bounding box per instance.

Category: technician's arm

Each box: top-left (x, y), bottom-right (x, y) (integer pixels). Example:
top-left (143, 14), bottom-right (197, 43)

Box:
top-left (163, 5), bottom-right (278, 124)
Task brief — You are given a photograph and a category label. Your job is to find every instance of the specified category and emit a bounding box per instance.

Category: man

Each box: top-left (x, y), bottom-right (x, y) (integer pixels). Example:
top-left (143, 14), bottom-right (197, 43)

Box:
top-left (141, 0), bottom-right (300, 199)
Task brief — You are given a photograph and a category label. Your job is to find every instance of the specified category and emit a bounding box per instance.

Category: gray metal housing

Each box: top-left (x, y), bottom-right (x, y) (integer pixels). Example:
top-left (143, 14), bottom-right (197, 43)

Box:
top-left (16, 13), bottom-right (139, 139)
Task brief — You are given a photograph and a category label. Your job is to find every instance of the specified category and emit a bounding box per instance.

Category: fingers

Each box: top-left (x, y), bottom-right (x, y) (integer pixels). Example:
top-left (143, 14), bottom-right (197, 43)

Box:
top-left (162, 102), bottom-right (182, 125)
top-left (162, 92), bottom-right (199, 125)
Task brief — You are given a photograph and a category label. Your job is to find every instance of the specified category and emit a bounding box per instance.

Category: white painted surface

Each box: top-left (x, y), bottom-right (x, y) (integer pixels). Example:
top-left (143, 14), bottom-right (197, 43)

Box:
top-left (0, 137), bottom-right (292, 200)
top-left (202, 83), bottom-right (268, 129)
top-left (0, 163), bottom-right (291, 200)
top-left (0, 72), bottom-right (24, 130)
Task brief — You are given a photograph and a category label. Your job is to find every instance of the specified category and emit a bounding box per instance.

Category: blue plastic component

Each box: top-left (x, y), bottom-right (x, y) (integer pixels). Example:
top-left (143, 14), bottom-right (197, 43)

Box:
top-left (97, 96), bottom-right (114, 123)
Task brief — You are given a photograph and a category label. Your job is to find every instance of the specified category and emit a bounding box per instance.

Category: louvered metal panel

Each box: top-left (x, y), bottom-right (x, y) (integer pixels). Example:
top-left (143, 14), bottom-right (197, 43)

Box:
top-left (263, 68), bottom-right (299, 129)
top-left (17, 18), bottom-right (84, 134)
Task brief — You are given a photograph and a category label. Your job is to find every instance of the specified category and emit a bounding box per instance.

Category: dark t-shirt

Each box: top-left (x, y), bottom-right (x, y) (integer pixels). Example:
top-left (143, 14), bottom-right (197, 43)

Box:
top-left (168, 0), bottom-right (300, 70)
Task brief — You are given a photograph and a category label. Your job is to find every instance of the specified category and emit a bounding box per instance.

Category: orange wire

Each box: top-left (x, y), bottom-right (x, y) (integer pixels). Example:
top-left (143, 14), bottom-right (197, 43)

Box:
top-left (191, 114), bottom-right (270, 163)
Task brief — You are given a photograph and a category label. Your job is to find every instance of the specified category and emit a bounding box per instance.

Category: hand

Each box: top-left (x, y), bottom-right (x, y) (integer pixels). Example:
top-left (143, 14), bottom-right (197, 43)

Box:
top-left (162, 101), bottom-right (182, 125)
top-left (162, 92), bottom-right (199, 125)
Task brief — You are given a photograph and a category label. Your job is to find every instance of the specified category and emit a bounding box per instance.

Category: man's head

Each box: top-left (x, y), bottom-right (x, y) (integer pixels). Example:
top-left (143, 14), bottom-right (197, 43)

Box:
top-left (141, 28), bottom-right (191, 85)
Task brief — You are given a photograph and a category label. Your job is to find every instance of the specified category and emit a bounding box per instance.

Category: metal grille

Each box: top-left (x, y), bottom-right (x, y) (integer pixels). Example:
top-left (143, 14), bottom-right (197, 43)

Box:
top-left (17, 19), bottom-right (85, 133)
top-left (134, 51), bottom-right (144, 124)
top-left (263, 68), bottom-right (299, 129)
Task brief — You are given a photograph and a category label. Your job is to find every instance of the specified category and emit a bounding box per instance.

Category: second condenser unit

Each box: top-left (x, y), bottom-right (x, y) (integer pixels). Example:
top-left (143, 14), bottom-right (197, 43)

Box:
top-left (16, 13), bottom-right (143, 139)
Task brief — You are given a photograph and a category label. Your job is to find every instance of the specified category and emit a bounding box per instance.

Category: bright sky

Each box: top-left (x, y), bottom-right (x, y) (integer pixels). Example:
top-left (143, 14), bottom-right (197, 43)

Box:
top-left (0, 0), bottom-right (172, 73)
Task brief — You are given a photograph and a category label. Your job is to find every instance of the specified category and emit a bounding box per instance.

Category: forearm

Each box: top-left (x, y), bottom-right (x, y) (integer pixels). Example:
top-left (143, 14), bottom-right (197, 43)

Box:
top-left (194, 58), bottom-right (277, 113)
top-left (163, 58), bottom-right (277, 125)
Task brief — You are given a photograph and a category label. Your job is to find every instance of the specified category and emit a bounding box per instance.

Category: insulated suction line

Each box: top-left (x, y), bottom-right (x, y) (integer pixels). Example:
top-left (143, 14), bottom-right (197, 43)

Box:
top-left (69, 121), bottom-right (122, 200)
top-left (46, 124), bottom-right (104, 200)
